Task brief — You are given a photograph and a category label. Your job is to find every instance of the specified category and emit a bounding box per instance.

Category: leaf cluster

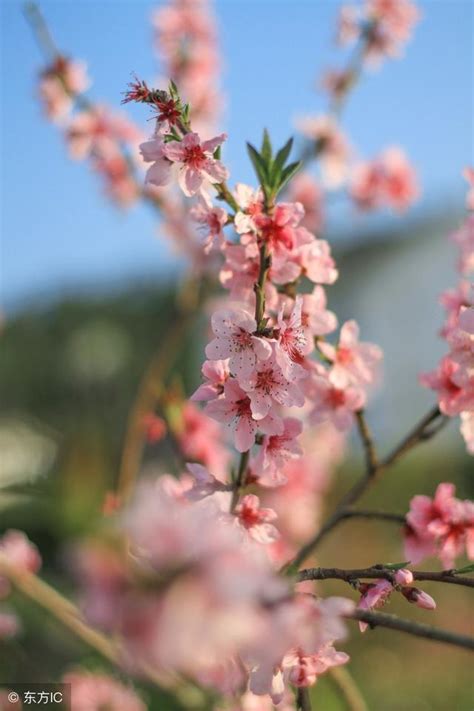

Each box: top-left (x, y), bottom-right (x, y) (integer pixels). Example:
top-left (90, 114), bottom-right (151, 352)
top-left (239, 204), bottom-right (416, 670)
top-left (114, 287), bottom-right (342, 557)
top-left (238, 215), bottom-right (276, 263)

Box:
top-left (247, 129), bottom-right (301, 204)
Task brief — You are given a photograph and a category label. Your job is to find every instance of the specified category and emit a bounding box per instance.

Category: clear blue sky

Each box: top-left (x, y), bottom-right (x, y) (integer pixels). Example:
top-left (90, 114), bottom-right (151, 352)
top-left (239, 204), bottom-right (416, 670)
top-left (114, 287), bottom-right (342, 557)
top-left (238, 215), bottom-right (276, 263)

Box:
top-left (1, 0), bottom-right (473, 311)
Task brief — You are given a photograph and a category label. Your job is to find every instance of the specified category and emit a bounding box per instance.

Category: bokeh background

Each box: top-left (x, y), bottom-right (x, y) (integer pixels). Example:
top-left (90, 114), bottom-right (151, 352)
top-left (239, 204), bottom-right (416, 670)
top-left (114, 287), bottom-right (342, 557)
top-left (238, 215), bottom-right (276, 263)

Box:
top-left (1, 0), bottom-right (474, 709)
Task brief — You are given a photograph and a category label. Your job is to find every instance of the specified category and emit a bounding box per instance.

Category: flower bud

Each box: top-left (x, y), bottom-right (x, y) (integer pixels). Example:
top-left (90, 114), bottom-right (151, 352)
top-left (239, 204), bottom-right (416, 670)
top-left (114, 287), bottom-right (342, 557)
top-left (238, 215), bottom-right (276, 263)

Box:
top-left (394, 568), bottom-right (414, 586)
top-left (401, 586), bottom-right (436, 610)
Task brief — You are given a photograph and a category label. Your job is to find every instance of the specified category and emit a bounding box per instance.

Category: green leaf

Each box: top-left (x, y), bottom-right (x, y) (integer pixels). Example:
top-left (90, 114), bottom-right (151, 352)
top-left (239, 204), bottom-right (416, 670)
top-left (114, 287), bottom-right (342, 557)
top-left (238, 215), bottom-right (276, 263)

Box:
top-left (269, 136), bottom-right (294, 191)
top-left (273, 137), bottom-right (293, 175)
top-left (168, 79), bottom-right (179, 99)
top-left (261, 129), bottom-right (273, 164)
top-left (453, 563), bottom-right (474, 574)
top-left (214, 145), bottom-right (222, 160)
top-left (246, 142), bottom-right (269, 186)
top-left (380, 561), bottom-right (411, 570)
top-left (276, 160), bottom-right (301, 193)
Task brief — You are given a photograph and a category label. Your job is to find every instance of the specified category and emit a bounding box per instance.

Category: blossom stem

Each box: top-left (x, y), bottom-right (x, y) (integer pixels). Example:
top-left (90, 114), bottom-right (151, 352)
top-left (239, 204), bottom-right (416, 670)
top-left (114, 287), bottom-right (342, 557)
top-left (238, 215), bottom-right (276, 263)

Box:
top-left (0, 554), bottom-right (172, 686)
top-left (297, 566), bottom-right (474, 589)
top-left (255, 242), bottom-right (271, 333)
top-left (24, 2), bottom-right (59, 61)
top-left (296, 687), bottom-right (312, 711)
top-left (349, 609), bottom-right (474, 652)
top-left (290, 405), bottom-right (449, 569)
top-left (230, 450), bottom-right (250, 511)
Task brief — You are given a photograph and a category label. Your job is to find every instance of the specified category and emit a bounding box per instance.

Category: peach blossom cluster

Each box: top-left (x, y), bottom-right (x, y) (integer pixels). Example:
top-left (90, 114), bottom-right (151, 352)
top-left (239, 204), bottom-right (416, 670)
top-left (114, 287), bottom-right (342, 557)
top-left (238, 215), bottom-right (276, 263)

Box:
top-left (75, 478), bottom-right (354, 703)
top-left (357, 568), bottom-right (436, 632)
top-left (404, 483), bottom-right (474, 569)
top-left (38, 56), bottom-right (90, 121)
top-left (420, 174), bottom-right (474, 454)
top-left (153, 0), bottom-right (223, 135)
top-left (337, 0), bottom-right (420, 67)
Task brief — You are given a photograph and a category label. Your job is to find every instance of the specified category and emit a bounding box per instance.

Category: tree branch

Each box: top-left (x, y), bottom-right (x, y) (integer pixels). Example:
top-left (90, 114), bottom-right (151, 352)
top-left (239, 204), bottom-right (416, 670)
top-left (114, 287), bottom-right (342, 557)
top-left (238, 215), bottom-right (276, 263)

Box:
top-left (297, 566), bottom-right (474, 589)
top-left (340, 509), bottom-right (406, 524)
top-left (116, 278), bottom-right (201, 506)
top-left (349, 609), bottom-right (474, 652)
top-left (0, 554), bottom-right (167, 686)
top-left (290, 405), bottom-right (448, 569)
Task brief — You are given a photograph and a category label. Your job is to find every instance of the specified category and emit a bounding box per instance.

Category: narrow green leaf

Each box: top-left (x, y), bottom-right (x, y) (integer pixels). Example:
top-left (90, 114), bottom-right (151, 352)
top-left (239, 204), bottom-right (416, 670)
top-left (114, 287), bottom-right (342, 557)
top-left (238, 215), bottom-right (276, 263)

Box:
top-left (246, 142), bottom-right (269, 186)
top-left (273, 137), bottom-right (293, 174)
top-left (381, 561), bottom-right (411, 570)
top-left (269, 136), bottom-right (293, 189)
top-left (276, 160), bottom-right (302, 193)
top-left (453, 563), bottom-right (474, 574)
top-left (261, 128), bottom-right (273, 164)
top-left (168, 79), bottom-right (179, 99)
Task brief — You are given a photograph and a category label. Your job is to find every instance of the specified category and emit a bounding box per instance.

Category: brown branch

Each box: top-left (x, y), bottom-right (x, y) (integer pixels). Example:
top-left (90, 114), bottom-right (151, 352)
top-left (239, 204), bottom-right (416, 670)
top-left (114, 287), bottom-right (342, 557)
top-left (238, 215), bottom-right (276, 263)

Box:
top-left (230, 450), bottom-right (250, 511)
top-left (340, 509), bottom-right (406, 525)
top-left (289, 405), bottom-right (448, 569)
top-left (297, 566), bottom-right (474, 589)
top-left (349, 609), bottom-right (474, 652)
top-left (0, 554), bottom-right (167, 685)
top-left (355, 409), bottom-right (378, 475)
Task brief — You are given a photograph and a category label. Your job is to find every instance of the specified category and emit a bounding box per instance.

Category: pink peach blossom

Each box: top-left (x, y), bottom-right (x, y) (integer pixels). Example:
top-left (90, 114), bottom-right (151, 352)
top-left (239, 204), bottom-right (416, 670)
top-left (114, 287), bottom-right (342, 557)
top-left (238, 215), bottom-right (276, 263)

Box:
top-left (298, 238), bottom-right (339, 285)
top-left (190, 196), bottom-right (228, 253)
top-left (450, 215), bottom-right (474, 276)
top-left (309, 370), bottom-right (365, 430)
top-left (164, 132), bottom-right (228, 196)
top-left (253, 417), bottom-right (303, 486)
top-left (64, 671), bottom-right (145, 711)
top-left (235, 495), bottom-right (280, 544)
top-left (357, 579), bottom-right (393, 631)
top-left (239, 344), bottom-right (305, 420)
top-left (205, 379), bottom-right (283, 452)
top-left (301, 286), bottom-right (338, 338)
top-left (191, 359), bottom-right (230, 402)
top-left (276, 297), bottom-right (312, 381)
top-left (318, 320), bottom-right (383, 388)
top-left (205, 308), bottom-right (272, 379)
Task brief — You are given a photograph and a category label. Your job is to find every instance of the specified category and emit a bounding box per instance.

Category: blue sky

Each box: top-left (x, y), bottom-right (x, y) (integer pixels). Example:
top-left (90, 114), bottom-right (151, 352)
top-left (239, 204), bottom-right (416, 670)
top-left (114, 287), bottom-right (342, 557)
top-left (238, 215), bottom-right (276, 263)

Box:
top-left (1, 0), bottom-right (473, 311)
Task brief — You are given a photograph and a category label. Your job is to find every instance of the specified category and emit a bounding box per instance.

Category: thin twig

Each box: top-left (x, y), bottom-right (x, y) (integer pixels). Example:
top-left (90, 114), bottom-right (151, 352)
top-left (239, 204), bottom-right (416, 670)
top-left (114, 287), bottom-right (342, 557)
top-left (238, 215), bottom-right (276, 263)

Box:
top-left (328, 667), bottom-right (368, 711)
top-left (230, 450), bottom-right (250, 511)
top-left (355, 410), bottom-right (378, 475)
top-left (297, 566), bottom-right (474, 589)
top-left (349, 609), bottom-right (474, 652)
top-left (340, 509), bottom-right (406, 524)
top-left (290, 405), bottom-right (448, 569)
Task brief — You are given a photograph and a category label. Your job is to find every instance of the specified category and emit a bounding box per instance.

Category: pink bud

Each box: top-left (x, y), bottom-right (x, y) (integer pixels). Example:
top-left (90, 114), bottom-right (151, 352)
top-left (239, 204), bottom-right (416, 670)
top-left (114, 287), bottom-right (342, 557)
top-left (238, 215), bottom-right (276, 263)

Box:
top-left (401, 586), bottom-right (436, 610)
top-left (394, 568), bottom-right (414, 586)
top-left (413, 589), bottom-right (437, 610)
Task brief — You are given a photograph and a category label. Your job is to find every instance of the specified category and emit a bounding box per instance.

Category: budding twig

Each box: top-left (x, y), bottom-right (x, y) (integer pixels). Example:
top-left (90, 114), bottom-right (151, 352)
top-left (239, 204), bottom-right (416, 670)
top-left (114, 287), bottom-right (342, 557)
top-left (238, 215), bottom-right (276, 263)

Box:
top-left (290, 404), bottom-right (448, 569)
top-left (349, 609), bottom-right (474, 652)
top-left (297, 566), bottom-right (474, 589)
